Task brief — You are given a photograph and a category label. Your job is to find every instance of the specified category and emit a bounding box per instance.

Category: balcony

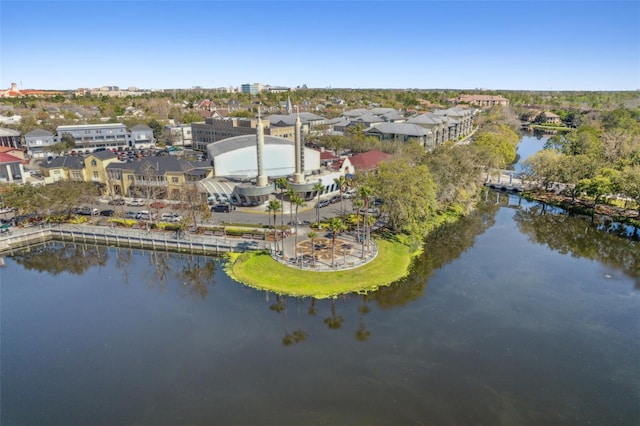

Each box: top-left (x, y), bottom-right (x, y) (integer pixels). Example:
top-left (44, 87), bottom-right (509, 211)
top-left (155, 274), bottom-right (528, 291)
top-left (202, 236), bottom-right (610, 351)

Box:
top-left (133, 179), bottom-right (167, 187)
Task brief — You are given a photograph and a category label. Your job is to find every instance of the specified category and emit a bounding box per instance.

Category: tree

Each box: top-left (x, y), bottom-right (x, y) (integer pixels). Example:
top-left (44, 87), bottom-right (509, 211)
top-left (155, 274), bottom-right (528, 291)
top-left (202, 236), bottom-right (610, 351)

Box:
top-left (619, 165), bottom-right (640, 217)
top-left (312, 181), bottom-right (325, 225)
top-left (576, 168), bottom-right (620, 214)
top-left (307, 230), bottom-right (318, 267)
top-left (275, 177), bottom-right (290, 231)
top-left (371, 158), bottom-right (438, 242)
top-left (267, 199), bottom-right (282, 253)
top-left (327, 217), bottom-right (346, 267)
top-left (324, 298), bottom-right (344, 330)
top-left (357, 185), bottom-right (373, 256)
top-left (48, 132), bottom-right (77, 155)
top-left (333, 175), bottom-right (347, 219)
top-left (291, 194), bottom-right (306, 253)
top-left (148, 119), bottom-right (163, 140)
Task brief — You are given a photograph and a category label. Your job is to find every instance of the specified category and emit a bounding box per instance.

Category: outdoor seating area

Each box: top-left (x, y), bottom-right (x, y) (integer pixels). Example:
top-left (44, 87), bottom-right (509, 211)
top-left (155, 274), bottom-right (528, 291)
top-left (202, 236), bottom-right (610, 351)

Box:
top-left (274, 232), bottom-right (376, 271)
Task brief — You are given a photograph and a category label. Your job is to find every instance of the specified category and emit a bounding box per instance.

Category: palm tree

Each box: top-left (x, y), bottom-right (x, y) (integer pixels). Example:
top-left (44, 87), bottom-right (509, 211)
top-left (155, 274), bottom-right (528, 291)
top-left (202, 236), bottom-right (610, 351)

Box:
top-left (334, 175), bottom-right (347, 219)
top-left (358, 185), bottom-right (373, 258)
top-left (327, 217), bottom-right (346, 267)
top-left (275, 177), bottom-right (290, 231)
top-left (267, 199), bottom-right (281, 253)
top-left (312, 181), bottom-right (324, 226)
top-left (286, 188), bottom-right (296, 229)
top-left (352, 198), bottom-right (363, 243)
top-left (307, 230), bottom-right (317, 267)
top-left (292, 194), bottom-right (306, 254)
top-left (324, 298), bottom-right (344, 330)
top-left (355, 294), bottom-right (371, 342)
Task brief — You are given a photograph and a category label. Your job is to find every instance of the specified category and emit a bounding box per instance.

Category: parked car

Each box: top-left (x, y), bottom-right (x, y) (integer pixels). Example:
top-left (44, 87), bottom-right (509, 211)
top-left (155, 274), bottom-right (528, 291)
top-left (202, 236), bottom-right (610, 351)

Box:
top-left (108, 198), bottom-right (126, 206)
top-left (149, 201), bottom-right (166, 209)
top-left (315, 199), bottom-right (330, 208)
top-left (161, 213), bottom-right (182, 222)
top-left (359, 207), bottom-right (379, 215)
top-left (127, 199), bottom-right (145, 207)
top-left (136, 210), bottom-right (155, 221)
top-left (124, 211), bottom-right (137, 219)
top-left (74, 207), bottom-right (99, 216)
top-left (99, 209), bottom-right (115, 217)
top-left (211, 204), bottom-right (234, 213)
top-left (329, 195), bottom-right (341, 204)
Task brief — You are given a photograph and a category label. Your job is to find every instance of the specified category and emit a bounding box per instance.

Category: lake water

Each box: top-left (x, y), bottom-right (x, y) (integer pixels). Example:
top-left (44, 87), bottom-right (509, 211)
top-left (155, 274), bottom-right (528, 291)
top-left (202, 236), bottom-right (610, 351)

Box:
top-left (515, 133), bottom-right (547, 172)
top-left (2, 148), bottom-right (639, 425)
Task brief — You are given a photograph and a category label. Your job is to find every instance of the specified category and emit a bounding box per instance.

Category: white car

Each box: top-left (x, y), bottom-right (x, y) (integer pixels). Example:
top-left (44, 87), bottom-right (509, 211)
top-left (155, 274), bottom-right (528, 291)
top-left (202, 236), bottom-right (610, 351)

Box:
top-left (127, 199), bottom-right (145, 207)
top-left (161, 213), bottom-right (182, 222)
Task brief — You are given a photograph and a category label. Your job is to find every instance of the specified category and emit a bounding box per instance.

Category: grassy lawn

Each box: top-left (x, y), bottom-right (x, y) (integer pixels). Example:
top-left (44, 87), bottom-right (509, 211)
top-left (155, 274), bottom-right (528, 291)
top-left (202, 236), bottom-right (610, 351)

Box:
top-left (225, 238), bottom-right (414, 299)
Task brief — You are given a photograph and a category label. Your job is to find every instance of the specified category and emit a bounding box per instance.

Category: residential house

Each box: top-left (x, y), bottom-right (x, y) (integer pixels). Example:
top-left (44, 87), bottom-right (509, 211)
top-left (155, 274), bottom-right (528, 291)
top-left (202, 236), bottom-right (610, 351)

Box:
top-left (0, 152), bottom-right (26, 184)
top-left (164, 124), bottom-right (193, 147)
top-left (0, 128), bottom-right (21, 148)
top-left (24, 128), bottom-right (56, 158)
top-left (348, 150), bottom-right (391, 173)
top-left (84, 151), bottom-right (120, 185)
top-left (129, 124), bottom-right (155, 149)
top-left (39, 156), bottom-right (85, 184)
top-left (0, 146), bottom-right (27, 163)
top-left (537, 111), bottom-right (562, 125)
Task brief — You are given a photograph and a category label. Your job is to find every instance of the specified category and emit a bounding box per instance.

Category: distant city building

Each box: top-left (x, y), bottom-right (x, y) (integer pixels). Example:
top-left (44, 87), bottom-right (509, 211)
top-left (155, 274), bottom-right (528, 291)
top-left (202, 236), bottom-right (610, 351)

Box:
top-left (240, 83), bottom-right (263, 95)
top-left (0, 82), bottom-right (65, 98)
top-left (455, 94), bottom-right (509, 107)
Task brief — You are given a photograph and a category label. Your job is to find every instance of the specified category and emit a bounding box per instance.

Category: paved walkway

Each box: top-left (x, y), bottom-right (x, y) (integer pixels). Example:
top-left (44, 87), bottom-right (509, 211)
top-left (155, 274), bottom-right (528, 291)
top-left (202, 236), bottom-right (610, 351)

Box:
top-left (273, 227), bottom-right (377, 271)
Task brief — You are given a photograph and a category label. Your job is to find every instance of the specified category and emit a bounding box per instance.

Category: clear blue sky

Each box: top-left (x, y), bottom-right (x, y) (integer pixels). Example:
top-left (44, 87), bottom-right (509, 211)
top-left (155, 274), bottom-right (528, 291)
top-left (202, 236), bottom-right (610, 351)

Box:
top-left (1, 1), bottom-right (638, 91)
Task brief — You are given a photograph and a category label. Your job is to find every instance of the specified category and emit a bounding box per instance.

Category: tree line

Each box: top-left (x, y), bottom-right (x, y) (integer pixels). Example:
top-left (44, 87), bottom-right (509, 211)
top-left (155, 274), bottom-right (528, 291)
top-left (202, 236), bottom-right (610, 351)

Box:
top-left (522, 107), bottom-right (640, 217)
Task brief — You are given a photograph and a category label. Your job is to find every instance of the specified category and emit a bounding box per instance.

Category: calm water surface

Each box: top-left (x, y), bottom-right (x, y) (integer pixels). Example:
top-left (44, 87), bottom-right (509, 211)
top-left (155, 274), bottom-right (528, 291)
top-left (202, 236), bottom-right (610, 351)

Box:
top-left (1, 194), bottom-right (639, 425)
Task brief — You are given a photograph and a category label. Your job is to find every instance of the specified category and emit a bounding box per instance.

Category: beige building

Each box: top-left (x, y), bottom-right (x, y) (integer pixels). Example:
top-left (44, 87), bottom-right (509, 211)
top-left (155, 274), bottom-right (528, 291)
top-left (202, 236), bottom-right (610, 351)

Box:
top-left (455, 94), bottom-right (509, 107)
top-left (105, 156), bottom-right (213, 199)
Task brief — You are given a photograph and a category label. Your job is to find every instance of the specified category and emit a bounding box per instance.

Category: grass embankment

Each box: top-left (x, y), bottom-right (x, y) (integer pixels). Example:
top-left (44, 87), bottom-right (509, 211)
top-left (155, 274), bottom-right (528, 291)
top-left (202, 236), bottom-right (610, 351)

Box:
top-left (225, 237), bottom-right (414, 299)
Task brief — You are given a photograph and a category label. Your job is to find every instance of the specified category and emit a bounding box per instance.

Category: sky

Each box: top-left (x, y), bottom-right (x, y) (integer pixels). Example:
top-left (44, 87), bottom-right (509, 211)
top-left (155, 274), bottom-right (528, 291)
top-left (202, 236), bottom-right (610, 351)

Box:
top-left (1, 1), bottom-right (639, 91)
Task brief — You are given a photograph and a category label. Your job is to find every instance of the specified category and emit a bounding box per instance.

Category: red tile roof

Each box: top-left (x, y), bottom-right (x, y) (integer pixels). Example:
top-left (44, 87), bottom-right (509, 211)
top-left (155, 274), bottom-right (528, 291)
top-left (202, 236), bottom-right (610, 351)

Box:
top-left (320, 150), bottom-right (337, 160)
top-left (0, 152), bottom-right (22, 163)
top-left (349, 150), bottom-right (390, 171)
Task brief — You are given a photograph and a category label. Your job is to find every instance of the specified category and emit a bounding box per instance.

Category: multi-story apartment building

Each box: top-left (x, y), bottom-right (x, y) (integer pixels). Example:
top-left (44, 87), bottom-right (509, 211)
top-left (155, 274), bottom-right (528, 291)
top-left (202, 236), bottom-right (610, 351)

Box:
top-left (191, 117), bottom-right (295, 152)
top-left (240, 83), bottom-right (262, 95)
top-left (56, 123), bottom-right (130, 153)
top-left (24, 123), bottom-right (157, 158)
top-left (105, 156), bottom-right (213, 199)
top-left (455, 94), bottom-right (509, 108)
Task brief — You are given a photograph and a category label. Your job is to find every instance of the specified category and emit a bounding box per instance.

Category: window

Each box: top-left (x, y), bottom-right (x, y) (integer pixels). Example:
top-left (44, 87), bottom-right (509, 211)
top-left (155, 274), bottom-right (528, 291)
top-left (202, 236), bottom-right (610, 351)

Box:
top-left (93, 171), bottom-right (99, 179)
top-left (91, 160), bottom-right (97, 166)
top-left (172, 177), bottom-right (179, 183)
